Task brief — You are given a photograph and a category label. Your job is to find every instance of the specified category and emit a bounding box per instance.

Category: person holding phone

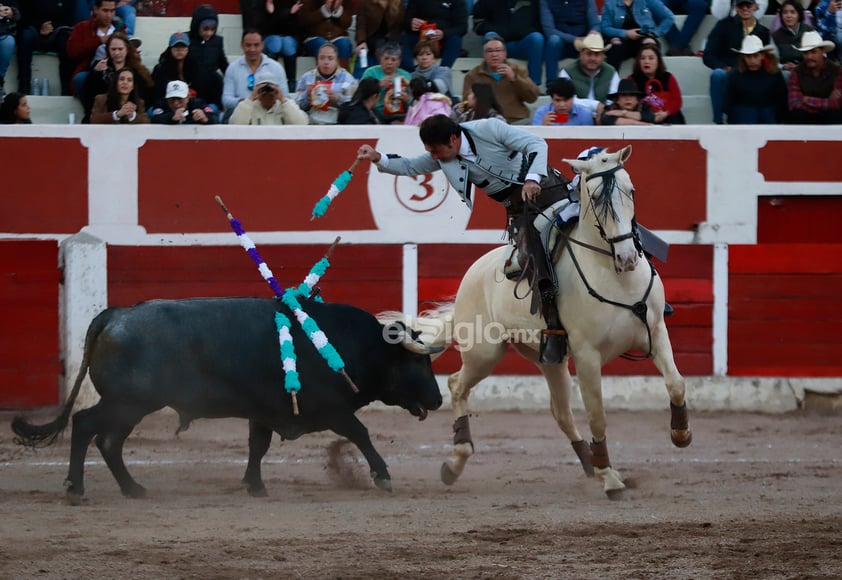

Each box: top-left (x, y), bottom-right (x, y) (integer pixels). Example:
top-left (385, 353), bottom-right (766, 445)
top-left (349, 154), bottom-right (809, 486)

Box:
top-left (531, 77), bottom-right (594, 126)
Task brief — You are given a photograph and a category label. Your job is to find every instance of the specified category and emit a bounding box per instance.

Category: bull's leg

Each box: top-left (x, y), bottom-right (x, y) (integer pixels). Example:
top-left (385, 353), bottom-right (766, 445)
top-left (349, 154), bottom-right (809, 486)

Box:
top-left (442, 342), bottom-right (506, 486)
top-left (243, 420), bottom-right (272, 497)
top-left (64, 404), bottom-right (103, 503)
top-left (94, 403), bottom-right (156, 499)
top-left (650, 321), bottom-right (692, 448)
top-left (330, 415), bottom-right (391, 492)
top-left (539, 359), bottom-right (593, 477)
top-left (95, 426), bottom-right (145, 499)
top-left (574, 349), bottom-right (625, 497)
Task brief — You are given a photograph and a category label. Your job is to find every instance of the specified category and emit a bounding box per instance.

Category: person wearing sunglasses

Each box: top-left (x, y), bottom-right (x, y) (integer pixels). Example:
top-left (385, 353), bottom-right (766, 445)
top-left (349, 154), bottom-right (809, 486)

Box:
top-left (222, 28), bottom-right (289, 122)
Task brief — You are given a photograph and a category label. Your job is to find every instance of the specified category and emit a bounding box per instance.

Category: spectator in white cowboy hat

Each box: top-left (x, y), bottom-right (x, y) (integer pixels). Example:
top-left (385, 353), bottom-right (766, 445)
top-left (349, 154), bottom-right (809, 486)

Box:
top-left (703, 0), bottom-right (771, 124)
top-left (723, 35), bottom-right (787, 123)
top-left (229, 69), bottom-right (309, 125)
top-left (786, 30), bottom-right (842, 123)
top-left (559, 32), bottom-right (620, 121)
top-left (814, 0), bottom-right (842, 61)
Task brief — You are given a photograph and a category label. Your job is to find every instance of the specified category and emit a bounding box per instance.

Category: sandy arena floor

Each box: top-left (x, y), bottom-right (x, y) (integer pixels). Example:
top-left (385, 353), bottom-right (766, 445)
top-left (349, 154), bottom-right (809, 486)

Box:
top-left (1, 407), bottom-right (840, 579)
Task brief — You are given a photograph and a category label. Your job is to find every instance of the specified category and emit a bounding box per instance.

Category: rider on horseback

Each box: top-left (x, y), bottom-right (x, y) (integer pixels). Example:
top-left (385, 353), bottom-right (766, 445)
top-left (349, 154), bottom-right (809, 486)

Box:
top-left (356, 114), bottom-right (569, 364)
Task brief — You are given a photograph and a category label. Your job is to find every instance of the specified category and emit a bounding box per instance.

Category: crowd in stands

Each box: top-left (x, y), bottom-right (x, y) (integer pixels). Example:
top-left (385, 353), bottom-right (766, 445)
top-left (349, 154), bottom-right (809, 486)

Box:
top-left (1, 0), bottom-right (840, 125)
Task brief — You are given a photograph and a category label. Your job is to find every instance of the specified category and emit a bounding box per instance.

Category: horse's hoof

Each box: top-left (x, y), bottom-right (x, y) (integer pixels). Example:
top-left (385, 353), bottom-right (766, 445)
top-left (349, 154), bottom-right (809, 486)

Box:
top-left (373, 477), bottom-right (393, 492)
top-left (671, 429), bottom-right (693, 448)
top-left (606, 488), bottom-right (625, 501)
top-left (441, 462), bottom-right (459, 486)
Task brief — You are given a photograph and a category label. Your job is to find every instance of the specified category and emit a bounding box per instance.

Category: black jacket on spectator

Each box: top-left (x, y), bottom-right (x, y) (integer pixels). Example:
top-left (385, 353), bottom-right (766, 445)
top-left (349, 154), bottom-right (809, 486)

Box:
top-left (472, 0), bottom-right (541, 42)
top-left (151, 53), bottom-right (201, 109)
top-left (0, 0), bottom-right (21, 37)
top-left (20, 0), bottom-right (76, 29)
top-left (187, 4), bottom-right (228, 107)
top-left (703, 16), bottom-right (771, 70)
top-left (151, 97), bottom-right (219, 124)
top-left (723, 67), bottom-right (787, 122)
top-left (404, 0), bottom-right (468, 40)
top-left (338, 101), bottom-right (380, 124)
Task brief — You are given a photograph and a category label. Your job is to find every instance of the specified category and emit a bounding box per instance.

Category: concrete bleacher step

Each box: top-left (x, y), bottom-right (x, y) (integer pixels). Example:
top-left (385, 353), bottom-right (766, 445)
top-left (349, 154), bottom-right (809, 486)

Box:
top-left (26, 96), bottom-right (84, 124)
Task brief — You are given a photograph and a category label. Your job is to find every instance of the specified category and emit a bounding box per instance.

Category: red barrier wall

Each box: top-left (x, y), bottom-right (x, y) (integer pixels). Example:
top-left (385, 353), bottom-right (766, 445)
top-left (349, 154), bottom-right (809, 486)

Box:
top-left (0, 241), bottom-right (61, 408)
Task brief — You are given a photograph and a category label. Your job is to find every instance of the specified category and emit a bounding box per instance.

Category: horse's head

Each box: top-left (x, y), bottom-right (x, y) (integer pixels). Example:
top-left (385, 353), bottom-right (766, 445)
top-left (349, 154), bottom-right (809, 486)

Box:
top-left (563, 145), bottom-right (640, 273)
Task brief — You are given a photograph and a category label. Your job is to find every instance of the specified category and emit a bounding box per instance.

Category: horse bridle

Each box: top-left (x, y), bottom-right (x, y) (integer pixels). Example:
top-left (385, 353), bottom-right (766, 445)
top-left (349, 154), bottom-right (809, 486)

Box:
top-left (584, 164), bottom-right (638, 251)
top-left (554, 161), bottom-right (657, 358)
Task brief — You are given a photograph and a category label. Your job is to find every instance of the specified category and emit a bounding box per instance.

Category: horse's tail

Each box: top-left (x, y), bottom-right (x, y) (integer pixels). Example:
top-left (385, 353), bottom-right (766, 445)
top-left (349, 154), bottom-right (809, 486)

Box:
top-left (12, 309), bottom-right (111, 448)
top-left (377, 302), bottom-right (455, 361)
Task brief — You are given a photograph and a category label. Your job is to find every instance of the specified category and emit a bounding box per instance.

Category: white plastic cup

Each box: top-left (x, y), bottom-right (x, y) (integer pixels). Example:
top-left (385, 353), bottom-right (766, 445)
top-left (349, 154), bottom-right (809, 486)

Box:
top-left (359, 47), bottom-right (368, 69)
top-left (393, 76), bottom-right (401, 98)
top-left (68, 113), bottom-right (76, 125)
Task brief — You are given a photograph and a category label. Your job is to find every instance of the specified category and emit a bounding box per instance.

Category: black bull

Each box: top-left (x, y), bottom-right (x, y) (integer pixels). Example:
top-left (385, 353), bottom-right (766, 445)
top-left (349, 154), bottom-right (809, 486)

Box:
top-left (12, 297), bottom-right (443, 501)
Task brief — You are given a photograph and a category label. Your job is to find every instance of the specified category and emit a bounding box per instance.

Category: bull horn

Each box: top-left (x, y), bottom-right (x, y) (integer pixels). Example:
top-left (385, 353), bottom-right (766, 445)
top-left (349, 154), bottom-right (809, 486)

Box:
top-left (401, 339), bottom-right (445, 355)
top-left (387, 322), bottom-right (444, 355)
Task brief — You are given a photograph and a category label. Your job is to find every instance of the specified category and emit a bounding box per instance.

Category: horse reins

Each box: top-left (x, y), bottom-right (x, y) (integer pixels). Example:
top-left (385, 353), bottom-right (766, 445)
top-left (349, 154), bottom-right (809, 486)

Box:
top-left (553, 162), bottom-right (657, 359)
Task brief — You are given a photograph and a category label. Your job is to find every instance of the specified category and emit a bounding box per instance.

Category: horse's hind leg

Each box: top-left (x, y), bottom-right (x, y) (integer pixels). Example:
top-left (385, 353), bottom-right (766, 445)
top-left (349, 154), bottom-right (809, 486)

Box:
top-left (650, 322), bottom-right (692, 448)
top-left (539, 360), bottom-right (593, 476)
top-left (441, 343), bottom-right (506, 486)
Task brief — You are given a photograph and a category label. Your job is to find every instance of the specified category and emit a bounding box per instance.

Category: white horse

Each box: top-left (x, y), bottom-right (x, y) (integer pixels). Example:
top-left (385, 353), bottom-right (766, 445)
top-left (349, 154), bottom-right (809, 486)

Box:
top-left (386, 145), bottom-right (692, 498)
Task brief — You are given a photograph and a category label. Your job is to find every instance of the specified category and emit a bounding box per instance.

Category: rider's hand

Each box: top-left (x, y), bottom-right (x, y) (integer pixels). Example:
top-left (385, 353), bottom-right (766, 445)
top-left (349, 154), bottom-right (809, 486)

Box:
top-left (521, 180), bottom-right (541, 202)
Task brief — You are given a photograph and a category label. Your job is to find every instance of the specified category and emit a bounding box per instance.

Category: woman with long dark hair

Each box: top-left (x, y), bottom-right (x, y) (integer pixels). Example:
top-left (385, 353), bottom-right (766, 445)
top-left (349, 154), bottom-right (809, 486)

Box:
top-left (151, 31), bottom-right (202, 109)
top-left (628, 42), bottom-right (686, 124)
top-left (81, 32), bottom-right (153, 122)
top-left (450, 82), bottom-right (505, 122)
top-left (338, 77), bottom-right (381, 124)
top-left (90, 67), bottom-right (149, 124)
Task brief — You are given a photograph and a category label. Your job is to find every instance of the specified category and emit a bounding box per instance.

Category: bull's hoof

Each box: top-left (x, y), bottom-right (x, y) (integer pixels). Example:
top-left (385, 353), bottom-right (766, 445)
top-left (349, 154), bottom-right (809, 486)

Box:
top-left (247, 486), bottom-right (268, 498)
top-left (440, 462), bottom-right (459, 486)
top-left (373, 477), bottom-right (392, 492)
top-left (671, 429), bottom-right (693, 448)
top-left (65, 492), bottom-right (84, 506)
top-left (122, 483), bottom-right (147, 499)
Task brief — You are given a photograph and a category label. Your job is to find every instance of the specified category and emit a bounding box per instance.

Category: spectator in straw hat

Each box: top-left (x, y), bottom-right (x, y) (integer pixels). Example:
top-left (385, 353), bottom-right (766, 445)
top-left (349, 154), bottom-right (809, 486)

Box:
top-left (559, 32), bottom-right (620, 121)
top-left (723, 35), bottom-right (787, 123)
top-left (786, 30), bottom-right (842, 123)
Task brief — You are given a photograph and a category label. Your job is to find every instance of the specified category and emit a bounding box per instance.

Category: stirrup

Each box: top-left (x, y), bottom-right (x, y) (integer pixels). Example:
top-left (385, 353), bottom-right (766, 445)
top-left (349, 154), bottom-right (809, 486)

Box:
top-left (539, 329), bottom-right (567, 365)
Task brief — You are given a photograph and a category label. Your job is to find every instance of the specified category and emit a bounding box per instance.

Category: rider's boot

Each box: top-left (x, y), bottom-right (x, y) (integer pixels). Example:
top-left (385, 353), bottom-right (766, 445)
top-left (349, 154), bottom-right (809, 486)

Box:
top-left (538, 286), bottom-right (567, 365)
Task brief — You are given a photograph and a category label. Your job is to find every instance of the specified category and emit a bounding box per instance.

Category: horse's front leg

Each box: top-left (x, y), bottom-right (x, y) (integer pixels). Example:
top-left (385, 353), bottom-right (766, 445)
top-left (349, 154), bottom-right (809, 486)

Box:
top-left (575, 352), bottom-right (625, 498)
top-left (539, 358), bottom-right (594, 476)
top-left (650, 321), bottom-right (692, 448)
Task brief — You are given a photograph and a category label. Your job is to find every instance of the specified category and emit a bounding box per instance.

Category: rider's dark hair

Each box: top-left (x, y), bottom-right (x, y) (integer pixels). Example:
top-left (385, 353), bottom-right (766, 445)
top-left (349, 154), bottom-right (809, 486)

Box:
top-left (419, 114), bottom-right (461, 146)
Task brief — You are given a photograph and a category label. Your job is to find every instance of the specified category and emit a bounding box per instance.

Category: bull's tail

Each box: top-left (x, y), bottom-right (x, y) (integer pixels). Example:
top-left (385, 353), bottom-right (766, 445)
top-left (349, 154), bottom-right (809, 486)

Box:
top-left (12, 309), bottom-right (111, 448)
top-left (377, 302), bottom-right (455, 361)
